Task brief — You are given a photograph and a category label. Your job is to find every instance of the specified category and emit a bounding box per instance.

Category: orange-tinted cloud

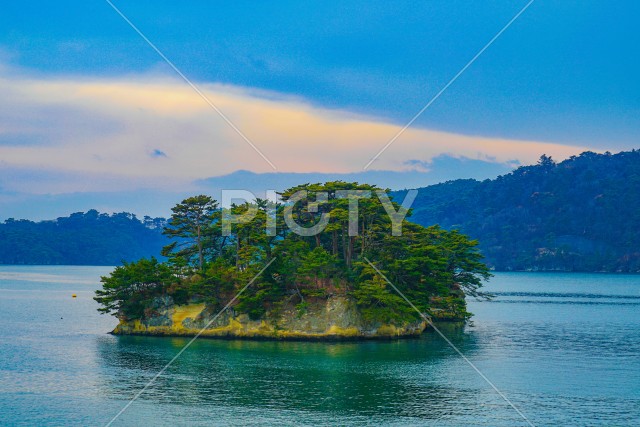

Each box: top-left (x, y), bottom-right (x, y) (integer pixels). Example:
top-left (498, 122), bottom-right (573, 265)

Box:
top-left (0, 72), bottom-right (595, 193)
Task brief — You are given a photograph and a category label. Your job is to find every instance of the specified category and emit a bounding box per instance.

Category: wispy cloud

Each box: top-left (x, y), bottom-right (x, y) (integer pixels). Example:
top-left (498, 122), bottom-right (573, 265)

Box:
top-left (0, 68), bottom-right (594, 194)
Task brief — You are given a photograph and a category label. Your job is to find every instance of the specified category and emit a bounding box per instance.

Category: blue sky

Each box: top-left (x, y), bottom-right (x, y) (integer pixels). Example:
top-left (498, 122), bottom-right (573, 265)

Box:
top-left (0, 1), bottom-right (638, 219)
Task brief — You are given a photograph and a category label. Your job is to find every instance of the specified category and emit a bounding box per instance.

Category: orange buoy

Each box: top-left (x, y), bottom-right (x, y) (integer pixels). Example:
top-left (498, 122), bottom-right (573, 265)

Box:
top-left (72, 294), bottom-right (77, 298)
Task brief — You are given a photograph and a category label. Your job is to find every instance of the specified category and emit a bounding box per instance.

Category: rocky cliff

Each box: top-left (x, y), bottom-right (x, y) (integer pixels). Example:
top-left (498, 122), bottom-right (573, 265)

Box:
top-left (112, 295), bottom-right (428, 340)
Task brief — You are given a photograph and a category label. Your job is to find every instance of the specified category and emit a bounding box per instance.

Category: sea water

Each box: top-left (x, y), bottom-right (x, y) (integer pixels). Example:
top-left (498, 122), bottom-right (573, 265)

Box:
top-left (0, 266), bottom-right (639, 426)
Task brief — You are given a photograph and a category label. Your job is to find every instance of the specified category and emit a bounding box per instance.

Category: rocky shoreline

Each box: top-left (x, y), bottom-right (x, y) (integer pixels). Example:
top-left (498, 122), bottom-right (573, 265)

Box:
top-left (112, 295), bottom-right (430, 340)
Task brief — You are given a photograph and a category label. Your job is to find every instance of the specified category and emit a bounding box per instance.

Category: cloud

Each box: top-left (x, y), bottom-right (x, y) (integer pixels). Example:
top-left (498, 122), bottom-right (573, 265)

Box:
top-left (0, 68), bottom-right (595, 194)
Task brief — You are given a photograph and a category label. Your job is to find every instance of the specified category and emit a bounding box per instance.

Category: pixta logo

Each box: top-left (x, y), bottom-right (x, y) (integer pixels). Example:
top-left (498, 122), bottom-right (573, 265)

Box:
top-left (221, 189), bottom-right (417, 237)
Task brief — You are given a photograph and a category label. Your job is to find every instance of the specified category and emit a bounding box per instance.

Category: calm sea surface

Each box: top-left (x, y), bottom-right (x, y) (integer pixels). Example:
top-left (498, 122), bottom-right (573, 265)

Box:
top-left (0, 266), bottom-right (639, 426)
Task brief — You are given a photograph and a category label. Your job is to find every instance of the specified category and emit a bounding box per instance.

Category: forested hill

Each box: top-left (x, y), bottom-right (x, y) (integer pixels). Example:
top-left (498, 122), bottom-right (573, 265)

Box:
top-left (0, 210), bottom-right (167, 265)
top-left (394, 150), bottom-right (640, 272)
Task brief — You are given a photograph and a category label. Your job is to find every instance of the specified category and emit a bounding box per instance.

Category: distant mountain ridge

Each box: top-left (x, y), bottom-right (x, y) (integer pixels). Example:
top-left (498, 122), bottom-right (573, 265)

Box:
top-left (393, 150), bottom-right (640, 272)
top-left (0, 210), bottom-right (167, 265)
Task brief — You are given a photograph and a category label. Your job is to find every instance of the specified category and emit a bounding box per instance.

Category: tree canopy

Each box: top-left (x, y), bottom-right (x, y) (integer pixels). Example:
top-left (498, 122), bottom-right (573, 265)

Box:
top-left (394, 150), bottom-right (640, 272)
top-left (0, 210), bottom-right (167, 265)
top-left (95, 182), bottom-right (490, 323)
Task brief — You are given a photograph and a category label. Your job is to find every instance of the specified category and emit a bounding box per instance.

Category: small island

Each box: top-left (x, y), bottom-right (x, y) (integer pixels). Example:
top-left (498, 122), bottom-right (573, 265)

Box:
top-left (95, 182), bottom-right (490, 340)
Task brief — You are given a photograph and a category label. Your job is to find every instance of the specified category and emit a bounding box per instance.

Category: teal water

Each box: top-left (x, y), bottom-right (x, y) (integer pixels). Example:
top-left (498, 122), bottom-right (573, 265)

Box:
top-left (1, 267), bottom-right (639, 426)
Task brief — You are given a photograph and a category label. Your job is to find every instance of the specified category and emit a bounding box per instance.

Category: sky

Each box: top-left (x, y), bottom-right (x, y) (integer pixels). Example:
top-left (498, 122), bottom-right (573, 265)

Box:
top-left (0, 1), bottom-right (638, 219)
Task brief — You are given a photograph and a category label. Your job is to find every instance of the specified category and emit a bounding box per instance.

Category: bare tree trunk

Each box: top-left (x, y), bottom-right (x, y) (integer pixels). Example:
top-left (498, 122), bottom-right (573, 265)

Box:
top-left (342, 225), bottom-right (347, 263)
top-left (235, 230), bottom-right (240, 268)
top-left (197, 224), bottom-right (203, 271)
top-left (295, 282), bottom-right (304, 302)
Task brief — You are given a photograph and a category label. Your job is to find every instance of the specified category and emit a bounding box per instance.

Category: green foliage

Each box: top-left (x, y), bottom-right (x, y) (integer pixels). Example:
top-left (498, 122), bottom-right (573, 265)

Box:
top-left (162, 195), bottom-right (219, 271)
top-left (393, 150), bottom-right (640, 272)
top-left (0, 210), bottom-right (167, 265)
top-left (295, 301), bottom-right (310, 317)
top-left (96, 181), bottom-right (490, 323)
top-left (351, 275), bottom-right (415, 323)
top-left (93, 257), bottom-right (173, 320)
top-left (297, 247), bottom-right (342, 287)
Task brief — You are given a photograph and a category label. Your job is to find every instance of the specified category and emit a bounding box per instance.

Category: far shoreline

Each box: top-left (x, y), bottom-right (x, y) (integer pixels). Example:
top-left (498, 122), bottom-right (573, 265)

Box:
top-left (3, 264), bottom-right (640, 275)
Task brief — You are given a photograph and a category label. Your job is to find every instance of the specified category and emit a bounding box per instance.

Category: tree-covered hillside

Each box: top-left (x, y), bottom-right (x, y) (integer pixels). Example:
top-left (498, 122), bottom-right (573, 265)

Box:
top-left (0, 210), bottom-right (167, 265)
top-left (394, 150), bottom-right (640, 272)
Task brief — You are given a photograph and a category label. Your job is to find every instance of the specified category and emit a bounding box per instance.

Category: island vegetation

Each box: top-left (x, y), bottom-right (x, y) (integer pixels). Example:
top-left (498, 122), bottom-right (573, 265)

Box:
top-left (94, 182), bottom-right (490, 339)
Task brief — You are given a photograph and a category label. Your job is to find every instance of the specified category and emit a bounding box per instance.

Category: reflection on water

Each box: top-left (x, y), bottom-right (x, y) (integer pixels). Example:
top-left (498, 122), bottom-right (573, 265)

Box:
top-left (95, 326), bottom-right (486, 423)
top-left (1, 266), bottom-right (640, 426)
